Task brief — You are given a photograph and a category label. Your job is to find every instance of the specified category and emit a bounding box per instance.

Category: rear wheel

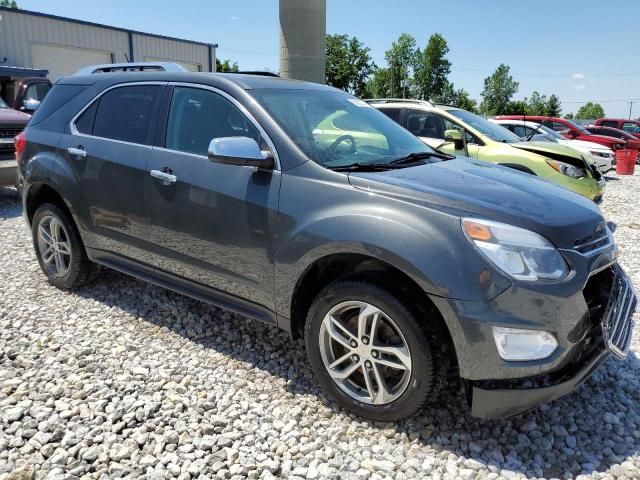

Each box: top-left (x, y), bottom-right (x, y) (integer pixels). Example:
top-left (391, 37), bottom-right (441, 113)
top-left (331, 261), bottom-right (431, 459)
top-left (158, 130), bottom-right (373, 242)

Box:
top-left (32, 203), bottom-right (99, 289)
top-left (305, 280), bottom-right (442, 421)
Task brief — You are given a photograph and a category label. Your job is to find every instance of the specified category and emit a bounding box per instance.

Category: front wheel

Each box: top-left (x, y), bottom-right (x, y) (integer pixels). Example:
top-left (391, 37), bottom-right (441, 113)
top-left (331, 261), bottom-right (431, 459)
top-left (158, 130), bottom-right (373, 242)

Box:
top-left (305, 280), bottom-right (442, 421)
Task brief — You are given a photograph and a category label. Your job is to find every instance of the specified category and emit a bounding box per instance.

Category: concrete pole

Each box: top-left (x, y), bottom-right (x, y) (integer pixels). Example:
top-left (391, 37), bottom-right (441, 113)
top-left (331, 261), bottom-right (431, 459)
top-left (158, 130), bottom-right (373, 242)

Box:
top-left (279, 0), bottom-right (326, 83)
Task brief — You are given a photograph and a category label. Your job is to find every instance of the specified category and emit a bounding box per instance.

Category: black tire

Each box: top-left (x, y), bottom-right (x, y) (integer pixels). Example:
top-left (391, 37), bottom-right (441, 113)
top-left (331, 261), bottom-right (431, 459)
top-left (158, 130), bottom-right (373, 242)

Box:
top-left (31, 203), bottom-right (99, 289)
top-left (304, 280), bottom-right (442, 421)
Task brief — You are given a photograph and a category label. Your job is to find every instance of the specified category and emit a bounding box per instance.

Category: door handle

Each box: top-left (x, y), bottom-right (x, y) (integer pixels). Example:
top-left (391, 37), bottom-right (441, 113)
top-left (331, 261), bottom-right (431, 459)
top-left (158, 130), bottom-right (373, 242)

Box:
top-left (150, 169), bottom-right (177, 185)
top-left (67, 146), bottom-right (86, 158)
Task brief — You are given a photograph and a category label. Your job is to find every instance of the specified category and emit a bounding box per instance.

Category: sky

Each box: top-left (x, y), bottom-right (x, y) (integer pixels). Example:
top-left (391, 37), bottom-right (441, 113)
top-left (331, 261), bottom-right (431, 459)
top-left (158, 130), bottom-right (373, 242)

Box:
top-left (16, 0), bottom-right (640, 118)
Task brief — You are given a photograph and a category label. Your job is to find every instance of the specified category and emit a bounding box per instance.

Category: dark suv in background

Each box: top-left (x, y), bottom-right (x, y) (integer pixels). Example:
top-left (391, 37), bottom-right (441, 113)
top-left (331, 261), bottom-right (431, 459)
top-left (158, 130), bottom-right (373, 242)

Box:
top-left (17, 65), bottom-right (636, 420)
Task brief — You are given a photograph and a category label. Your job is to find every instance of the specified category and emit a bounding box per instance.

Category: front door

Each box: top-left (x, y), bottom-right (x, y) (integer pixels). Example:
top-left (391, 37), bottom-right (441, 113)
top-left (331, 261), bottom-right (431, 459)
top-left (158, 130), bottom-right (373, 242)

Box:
top-left (145, 85), bottom-right (281, 311)
top-left (58, 83), bottom-right (164, 263)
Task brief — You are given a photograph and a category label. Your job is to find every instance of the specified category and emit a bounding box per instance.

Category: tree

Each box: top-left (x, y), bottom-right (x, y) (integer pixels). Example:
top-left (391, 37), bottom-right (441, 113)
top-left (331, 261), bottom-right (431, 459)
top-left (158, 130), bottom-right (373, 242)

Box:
top-left (527, 91), bottom-right (548, 115)
top-left (564, 112), bottom-right (575, 119)
top-left (413, 33), bottom-right (451, 101)
top-left (364, 67), bottom-right (392, 98)
top-left (545, 94), bottom-right (562, 117)
top-left (325, 34), bottom-right (375, 97)
top-left (0, 0), bottom-right (18, 7)
top-left (505, 100), bottom-right (530, 115)
top-left (216, 58), bottom-right (239, 72)
top-left (434, 83), bottom-right (478, 112)
top-left (385, 34), bottom-right (419, 98)
top-left (479, 64), bottom-right (519, 116)
top-left (575, 102), bottom-right (605, 119)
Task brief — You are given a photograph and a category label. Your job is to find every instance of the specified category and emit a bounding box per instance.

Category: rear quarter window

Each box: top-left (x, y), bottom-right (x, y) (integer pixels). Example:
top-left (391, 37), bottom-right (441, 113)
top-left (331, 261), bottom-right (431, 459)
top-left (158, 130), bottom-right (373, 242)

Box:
top-left (29, 84), bottom-right (88, 126)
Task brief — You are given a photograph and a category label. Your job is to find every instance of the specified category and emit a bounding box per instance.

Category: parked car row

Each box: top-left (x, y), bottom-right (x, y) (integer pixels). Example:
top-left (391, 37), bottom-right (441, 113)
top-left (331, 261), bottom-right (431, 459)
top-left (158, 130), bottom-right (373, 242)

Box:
top-left (15, 63), bottom-right (636, 421)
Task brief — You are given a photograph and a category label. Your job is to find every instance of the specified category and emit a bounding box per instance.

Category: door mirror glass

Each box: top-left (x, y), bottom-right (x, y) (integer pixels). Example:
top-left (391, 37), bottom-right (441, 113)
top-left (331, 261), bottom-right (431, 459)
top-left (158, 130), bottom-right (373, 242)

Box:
top-left (21, 98), bottom-right (41, 112)
top-left (208, 136), bottom-right (274, 169)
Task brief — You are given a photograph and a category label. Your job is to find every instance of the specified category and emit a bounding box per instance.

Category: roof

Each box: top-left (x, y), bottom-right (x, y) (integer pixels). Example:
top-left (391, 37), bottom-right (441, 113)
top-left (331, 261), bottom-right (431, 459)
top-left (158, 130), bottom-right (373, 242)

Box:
top-left (0, 5), bottom-right (217, 48)
top-left (59, 71), bottom-right (339, 92)
top-left (0, 65), bottom-right (48, 78)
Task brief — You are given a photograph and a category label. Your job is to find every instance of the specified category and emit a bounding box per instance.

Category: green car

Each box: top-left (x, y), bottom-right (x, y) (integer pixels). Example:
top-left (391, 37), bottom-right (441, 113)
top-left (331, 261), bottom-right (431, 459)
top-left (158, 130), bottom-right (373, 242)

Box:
top-left (369, 100), bottom-right (605, 202)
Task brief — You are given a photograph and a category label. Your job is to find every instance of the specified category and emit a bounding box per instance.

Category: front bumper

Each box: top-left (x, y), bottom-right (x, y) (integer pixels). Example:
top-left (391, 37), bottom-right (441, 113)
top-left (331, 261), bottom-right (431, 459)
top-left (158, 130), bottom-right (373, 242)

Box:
top-left (433, 260), bottom-right (636, 419)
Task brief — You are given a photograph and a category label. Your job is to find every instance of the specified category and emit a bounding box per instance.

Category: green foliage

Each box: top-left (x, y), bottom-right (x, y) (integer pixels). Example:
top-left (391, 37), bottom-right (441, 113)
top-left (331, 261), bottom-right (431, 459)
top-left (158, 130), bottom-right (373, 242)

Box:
top-left (413, 33), bottom-right (451, 101)
top-left (545, 94), bottom-right (561, 117)
top-left (326, 34), bottom-right (375, 97)
top-left (216, 58), bottom-right (239, 73)
top-left (505, 100), bottom-right (529, 115)
top-left (479, 64), bottom-right (519, 116)
top-left (0, 0), bottom-right (18, 7)
top-left (434, 82), bottom-right (477, 112)
top-left (527, 91), bottom-right (547, 115)
top-left (384, 34), bottom-right (420, 98)
top-left (575, 102), bottom-right (605, 120)
top-left (364, 67), bottom-right (392, 98)
top-left (564, 112), bottom-right (575, 119)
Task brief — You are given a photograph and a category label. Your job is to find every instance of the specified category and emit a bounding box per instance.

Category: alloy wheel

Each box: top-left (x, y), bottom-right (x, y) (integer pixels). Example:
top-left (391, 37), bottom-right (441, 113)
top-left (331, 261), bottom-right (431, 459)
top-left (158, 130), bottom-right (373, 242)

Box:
top-left (37, 215), bottom-right (72, 278)
top-left (318, 301), bottom-right (412, 405)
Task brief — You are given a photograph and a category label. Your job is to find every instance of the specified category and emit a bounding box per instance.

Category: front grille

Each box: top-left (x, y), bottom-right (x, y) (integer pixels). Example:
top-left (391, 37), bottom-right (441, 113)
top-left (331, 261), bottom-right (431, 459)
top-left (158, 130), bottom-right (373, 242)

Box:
top-left (574, 226), bottom-right (611, 254)
top-left (601, 264), bottom-right (637, 358)
top-left (0, 126), bottom-right (24, 139)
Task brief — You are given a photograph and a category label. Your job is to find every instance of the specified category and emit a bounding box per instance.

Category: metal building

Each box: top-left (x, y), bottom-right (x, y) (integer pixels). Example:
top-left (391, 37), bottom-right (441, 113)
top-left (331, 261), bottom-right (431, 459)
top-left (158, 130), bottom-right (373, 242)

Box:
top-left (279, 0), bottom-right (326, 84)
top-left (0, 6), bottom-right (218, 82)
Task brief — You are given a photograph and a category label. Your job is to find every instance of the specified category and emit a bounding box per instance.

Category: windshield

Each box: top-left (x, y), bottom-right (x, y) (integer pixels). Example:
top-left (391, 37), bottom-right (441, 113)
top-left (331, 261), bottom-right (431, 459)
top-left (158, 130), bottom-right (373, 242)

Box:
top-left (564, 120), bottom-right (590, 135)
top-left (0, 97), bottom-right (9, 109)
top-left (448, 109), bottom-right (522, 143)
top-left (538, 124), bottom-right (565, 140)
top-left (249, 89), bottom-right (435, 168)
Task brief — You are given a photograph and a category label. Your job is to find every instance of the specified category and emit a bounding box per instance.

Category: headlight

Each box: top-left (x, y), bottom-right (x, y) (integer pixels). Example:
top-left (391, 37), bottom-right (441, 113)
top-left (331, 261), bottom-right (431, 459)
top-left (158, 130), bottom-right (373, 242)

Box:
top-left (462, 218), bottom-right (569, 281)
top-left (492, 327), bottom-right (558, 361)
top-left (545, 159), bottom-right (585, 178)
top-left (590, 151), bottom-right (610, 158)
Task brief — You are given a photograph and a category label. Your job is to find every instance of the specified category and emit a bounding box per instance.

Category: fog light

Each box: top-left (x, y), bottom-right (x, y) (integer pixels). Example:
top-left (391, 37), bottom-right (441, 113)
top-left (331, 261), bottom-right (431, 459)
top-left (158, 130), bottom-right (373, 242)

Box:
top-left (492, 327), bottom-right (558, 361)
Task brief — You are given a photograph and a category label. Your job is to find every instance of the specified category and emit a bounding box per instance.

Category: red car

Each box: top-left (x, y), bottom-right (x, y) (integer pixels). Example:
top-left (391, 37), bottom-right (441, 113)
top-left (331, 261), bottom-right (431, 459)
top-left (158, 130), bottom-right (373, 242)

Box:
top-left (586, 125), bottom-right (640, 152)
top-left (496, 115), bottom-right (626, 151)
top-left (594, 118), bottom-right (640, 138)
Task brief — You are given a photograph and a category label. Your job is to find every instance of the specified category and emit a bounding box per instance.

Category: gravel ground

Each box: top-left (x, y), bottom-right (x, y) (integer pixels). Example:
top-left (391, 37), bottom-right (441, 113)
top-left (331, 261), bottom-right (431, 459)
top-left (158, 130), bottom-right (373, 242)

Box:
top-left (1, 172), bottom-right (639, 480)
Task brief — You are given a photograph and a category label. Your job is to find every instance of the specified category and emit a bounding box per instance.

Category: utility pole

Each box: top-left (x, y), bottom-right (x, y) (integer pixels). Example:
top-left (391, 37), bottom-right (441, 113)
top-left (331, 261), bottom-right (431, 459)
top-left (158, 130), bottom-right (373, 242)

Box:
top-left (629, 101), bottom-right (635, 120)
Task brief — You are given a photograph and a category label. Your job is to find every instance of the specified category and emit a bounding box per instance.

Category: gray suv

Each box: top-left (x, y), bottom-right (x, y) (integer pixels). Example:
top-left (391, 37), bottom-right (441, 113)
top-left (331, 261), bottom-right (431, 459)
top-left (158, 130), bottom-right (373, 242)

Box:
top-left (18, 67), bottom-right (636, 420)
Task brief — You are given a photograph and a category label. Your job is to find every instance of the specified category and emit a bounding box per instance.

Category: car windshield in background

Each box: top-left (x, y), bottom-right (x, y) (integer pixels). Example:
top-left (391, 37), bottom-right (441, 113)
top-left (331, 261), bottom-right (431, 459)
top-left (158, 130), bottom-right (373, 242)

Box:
top-left (538, 124), bottom-right (566, 140)
top-left (0, 97), bottom-right (9, 109)
top-left (250, 89), bottom-right (435, 168)
top-left (448, 109), bottom-right (522, 143)
top-left (566, 120), bottom-right (591, 135)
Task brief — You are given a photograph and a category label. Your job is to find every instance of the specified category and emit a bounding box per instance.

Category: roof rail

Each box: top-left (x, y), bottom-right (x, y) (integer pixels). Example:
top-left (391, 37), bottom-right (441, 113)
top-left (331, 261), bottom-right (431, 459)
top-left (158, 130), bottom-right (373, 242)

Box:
top-left (74, 62), bottom-right (188, 75)
top-left (363, 98), bottom-right (434, 107)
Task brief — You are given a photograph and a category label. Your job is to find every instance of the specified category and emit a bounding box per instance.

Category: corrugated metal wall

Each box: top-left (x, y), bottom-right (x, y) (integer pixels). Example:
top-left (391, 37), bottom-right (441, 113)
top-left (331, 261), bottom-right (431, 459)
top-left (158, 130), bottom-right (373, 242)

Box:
top-left (0, 8), bottom-right (212, 79)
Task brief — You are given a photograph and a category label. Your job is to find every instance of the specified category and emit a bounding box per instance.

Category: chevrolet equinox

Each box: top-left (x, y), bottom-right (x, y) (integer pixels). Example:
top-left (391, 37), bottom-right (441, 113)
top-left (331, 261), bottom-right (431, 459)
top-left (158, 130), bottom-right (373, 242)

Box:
top-left (17, 68), bottom-right (637, 420)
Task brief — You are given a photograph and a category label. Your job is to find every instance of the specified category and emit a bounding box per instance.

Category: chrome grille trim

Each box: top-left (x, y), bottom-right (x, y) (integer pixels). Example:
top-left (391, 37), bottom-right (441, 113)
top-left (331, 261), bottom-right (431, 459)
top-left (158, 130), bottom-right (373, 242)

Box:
top-left (573, 226), bottom-right (613, 255)
top-left (602, 264), bottom-right (637, 358)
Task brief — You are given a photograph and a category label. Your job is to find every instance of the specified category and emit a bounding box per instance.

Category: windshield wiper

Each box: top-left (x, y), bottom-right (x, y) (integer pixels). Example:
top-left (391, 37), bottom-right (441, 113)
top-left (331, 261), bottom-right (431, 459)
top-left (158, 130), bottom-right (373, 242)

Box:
top-left (389, 151), bottom-right (454, 164)
top-left (326, 162), bottom-right (396, 172)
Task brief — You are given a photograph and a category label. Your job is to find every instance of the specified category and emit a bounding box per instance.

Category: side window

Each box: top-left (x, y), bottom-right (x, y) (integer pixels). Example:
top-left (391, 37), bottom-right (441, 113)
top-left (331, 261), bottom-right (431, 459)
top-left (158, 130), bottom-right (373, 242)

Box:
top-left (544, 121), bottom-right (570, 134)
top-left (622, 122), bottom-right (639, 133)
top-left (378, 108), bottom-right (402, 125)
top-left (405, 110), bottom-right (445, 139)
top-left (92, 85), bottom-right (161, 144)
top-left (604, 128), bottom-right (623, 139)
top-left (512, 125), bottom-right (529, 137)
top-left (601, 120), bottom-right (617, 128)
top-left (165, 86), bottom-right (262, 156)
top-left (75, 100), bottom-right (99, 135)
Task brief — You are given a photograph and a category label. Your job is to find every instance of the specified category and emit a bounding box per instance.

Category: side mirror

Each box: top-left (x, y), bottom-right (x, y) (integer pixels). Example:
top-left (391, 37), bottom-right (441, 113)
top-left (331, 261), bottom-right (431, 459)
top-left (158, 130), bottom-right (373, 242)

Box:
top-left (207, 137), bottom-right (274, 169)
top-left (21, 99), bottom-right (41, 112)
top-left (444, 129), bottom-right (464, 150)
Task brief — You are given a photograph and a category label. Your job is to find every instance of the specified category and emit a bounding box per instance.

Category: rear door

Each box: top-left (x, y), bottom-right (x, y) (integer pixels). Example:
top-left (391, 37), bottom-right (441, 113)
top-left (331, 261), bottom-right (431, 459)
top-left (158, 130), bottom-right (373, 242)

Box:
top-left (145, 84), bottom-right (281, 311)
top-left (58, 82), bottom-right (165, 263)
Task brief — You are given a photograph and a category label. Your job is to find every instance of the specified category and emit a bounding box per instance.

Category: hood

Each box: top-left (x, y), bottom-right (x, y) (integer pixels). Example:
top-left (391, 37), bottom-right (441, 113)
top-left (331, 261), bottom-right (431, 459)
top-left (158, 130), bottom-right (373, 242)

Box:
top-left (564, 139), bottom-right (613, 153)
top-left (510, 141), bottom-right (594, 174)
top-left (0, 108), bottom-right (30, 124)
top-left (348, 158), bottom-right (603, 249)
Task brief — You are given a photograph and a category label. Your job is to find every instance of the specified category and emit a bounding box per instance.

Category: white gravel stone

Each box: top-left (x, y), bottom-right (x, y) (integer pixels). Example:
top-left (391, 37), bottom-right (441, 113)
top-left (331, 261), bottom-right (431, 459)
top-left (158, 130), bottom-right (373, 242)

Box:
top-left (2, 173), bottom-right (640, 479)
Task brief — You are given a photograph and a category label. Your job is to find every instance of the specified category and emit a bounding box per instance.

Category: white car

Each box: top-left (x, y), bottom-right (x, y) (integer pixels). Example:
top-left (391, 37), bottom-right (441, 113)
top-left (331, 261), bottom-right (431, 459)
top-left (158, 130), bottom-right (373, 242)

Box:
top-left (492, 119), bottom-right (614, 173)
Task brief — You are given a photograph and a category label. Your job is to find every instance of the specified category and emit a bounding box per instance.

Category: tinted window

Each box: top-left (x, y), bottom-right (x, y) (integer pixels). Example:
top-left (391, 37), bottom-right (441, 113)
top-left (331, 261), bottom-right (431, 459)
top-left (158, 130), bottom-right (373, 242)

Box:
top-left (165, 87), bottom-right (262, 156)
top-left (601, 120), bottom-right (617, 128)
top-left (75, 100), bottom-right (99, 135)
top-left (30, 84), bottom-right (87, 125)
top-left (93, 85), bottom-right (160, 144)
top-left (622, 122), bottom-right (640, 133)
top-left (24, 83), bottom-right (51, 102)
top-left (379, 108), bottom-right (402, 124)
